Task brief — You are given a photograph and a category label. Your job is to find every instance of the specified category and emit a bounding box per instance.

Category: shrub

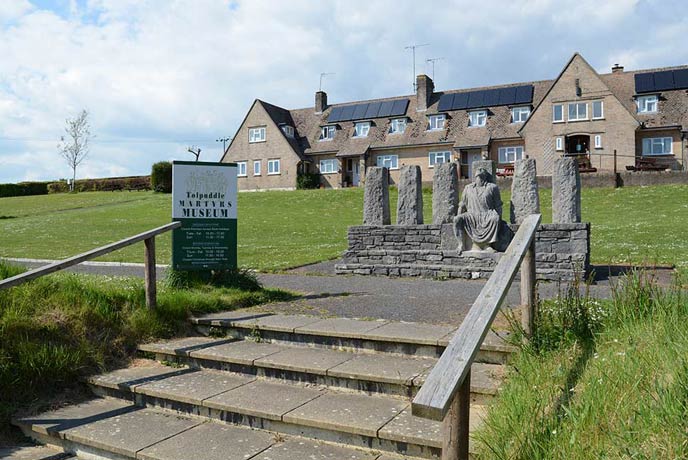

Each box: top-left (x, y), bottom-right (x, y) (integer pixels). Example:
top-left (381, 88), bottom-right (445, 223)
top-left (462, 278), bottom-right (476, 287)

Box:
top-left (47, 181), bottom-right (69, 194)
top-left (0, 181), bottom-right (49, 198)
top-left (151, 162), bottom-right (173, 193)
top-left (296, 172), bottom-right (320, 189)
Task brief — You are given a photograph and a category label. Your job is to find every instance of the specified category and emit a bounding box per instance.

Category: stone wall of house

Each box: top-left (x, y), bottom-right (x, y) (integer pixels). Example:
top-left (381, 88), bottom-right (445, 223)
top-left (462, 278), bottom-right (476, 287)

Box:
top-left (334, 223), bottom-right (590, 281)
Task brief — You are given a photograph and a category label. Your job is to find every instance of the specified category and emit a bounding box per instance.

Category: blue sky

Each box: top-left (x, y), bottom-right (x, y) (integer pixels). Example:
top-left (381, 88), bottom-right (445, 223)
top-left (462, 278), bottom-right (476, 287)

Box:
top-left (0, 0), bottom-right (686, 183)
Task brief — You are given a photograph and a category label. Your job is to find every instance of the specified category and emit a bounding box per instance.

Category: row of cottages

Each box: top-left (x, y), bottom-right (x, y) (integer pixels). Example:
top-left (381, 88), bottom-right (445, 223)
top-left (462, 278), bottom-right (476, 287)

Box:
top-left (222, 53), bottom-right (688, 190)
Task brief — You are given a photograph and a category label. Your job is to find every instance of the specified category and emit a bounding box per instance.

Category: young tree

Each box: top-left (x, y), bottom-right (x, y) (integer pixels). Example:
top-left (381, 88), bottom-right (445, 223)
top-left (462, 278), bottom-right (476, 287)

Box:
top-left (58, 109), bottom-right (92, 191)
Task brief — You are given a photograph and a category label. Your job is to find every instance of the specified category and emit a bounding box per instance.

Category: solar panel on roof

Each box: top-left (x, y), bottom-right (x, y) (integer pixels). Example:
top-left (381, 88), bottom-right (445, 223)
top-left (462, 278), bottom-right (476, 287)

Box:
top-left (653, 71), bottom-right (675, 91)
top-left (327, 106), bottom-right (343, 123)
top-left (378, 100), bottom-right (394, 117)
top-left (352, 104), bottom-right (368, 120)
top-left (364, 102), bottom-right (382, 119)
top-left (497, 87), bottom-right (516, 106)
top-left (483, 89), bottom-right (500, 107)
top-left (673, 69), bottom-right (688, 90)
top-left (466, 91), bottom-right (485, 109)
top-left (514, 85), bottom-right (533, 104)
top-left (437, 94), bottom-right (454, 112)
top-left (635, 73), bottom-right (655, 93)
top-left (452, 93), bottom-right (469, 110)
top-left (391, 99), bottom-right (409, 116)
top-left (340, 105), bottom-right (356, 121)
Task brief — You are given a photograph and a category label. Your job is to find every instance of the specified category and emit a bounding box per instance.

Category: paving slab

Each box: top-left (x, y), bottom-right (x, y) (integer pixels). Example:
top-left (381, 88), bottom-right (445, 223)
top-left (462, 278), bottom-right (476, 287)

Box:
top-left (15, 398), bottom-right (134, 437)
top-left (252, 439), bottom-right (378, 459)
top-left (295, 317), bottom-right (389, 339)
top-left (189, 340), bottom-right (286, 366)
top-left (440, 329), bottom-right (517, 352)
top-left (135, 369), bottom-right (254, 404)
top-left (254, 346), bottom-right (355, 376)
top-left (228, 314), bottom-right (324, 332)
top-left (137, 422), bottom-right (274, 460)
top-left (62, 408), bottom-right (200, 458)
top-left (139, 336), bottom-right (233, 357)
top-left (87, 361), bottom-right (190, 391)
top-left (413, 362), bottom-right (505, 394)
top-left (191, 310), bottom-right (274, 325)
top-left (359, 321), bottom-right (456, 346)
top-left (283, 393), bottom-right (408, 438)
top-left (203, 380), bottom-right (325, 421)
top-left (0, 445), bottom-right (73, 460)
top-left (328, 354), bottom-right (435, 385)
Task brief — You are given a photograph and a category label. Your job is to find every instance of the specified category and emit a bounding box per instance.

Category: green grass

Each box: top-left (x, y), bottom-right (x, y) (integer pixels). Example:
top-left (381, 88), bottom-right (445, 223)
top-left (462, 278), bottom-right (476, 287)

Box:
top-left (0, 185), bottom-right (686, 270)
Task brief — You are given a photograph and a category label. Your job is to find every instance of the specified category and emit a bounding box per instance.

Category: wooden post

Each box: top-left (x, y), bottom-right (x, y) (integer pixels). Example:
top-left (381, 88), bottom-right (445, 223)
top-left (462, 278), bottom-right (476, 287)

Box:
top-left (144, 237), bottom-right (156, 310)
top-left (441, 370), bottom-right (471, 460)
top-left (613, 149), bottom-right (617, 176)
top-left (520, 235), bottom-right (536, 337)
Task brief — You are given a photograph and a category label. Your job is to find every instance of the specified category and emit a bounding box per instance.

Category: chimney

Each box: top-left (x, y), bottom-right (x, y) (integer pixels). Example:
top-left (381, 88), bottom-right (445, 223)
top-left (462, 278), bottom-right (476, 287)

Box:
top-left (315, 91), bottom-right (327, 113)
top-left (416, 74), bottom-right (434, 112)
top-left (611, 64), bottom-right (624, 74)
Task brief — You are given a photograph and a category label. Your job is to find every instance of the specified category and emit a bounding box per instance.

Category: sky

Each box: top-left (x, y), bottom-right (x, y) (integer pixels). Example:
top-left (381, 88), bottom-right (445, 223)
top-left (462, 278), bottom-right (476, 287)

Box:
top-left (0, 0), bottom-right (686, 183)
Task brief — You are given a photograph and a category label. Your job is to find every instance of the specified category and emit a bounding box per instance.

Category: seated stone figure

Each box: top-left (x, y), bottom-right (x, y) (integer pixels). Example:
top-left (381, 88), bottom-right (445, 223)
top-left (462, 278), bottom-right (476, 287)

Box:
top-left (454, 167), bottom-right (503, 252)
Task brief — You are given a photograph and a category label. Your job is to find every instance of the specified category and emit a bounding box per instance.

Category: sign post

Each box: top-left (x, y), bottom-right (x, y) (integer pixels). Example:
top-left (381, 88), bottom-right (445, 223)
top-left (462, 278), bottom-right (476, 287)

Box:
top-left (171, 161), bottom-right (238, 271)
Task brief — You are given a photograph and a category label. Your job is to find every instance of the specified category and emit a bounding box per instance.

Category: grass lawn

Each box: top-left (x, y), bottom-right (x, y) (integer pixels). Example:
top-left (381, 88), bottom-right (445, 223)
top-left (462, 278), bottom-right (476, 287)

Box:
top-left (0, 184), bottom-right (686, 270)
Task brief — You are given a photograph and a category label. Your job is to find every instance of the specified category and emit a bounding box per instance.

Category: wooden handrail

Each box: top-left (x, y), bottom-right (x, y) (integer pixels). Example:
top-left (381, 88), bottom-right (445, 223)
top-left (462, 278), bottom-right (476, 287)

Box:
top-left (411, 214), bottom-right (541, 459)
top-left (0, 221), bottom-right (181, 308)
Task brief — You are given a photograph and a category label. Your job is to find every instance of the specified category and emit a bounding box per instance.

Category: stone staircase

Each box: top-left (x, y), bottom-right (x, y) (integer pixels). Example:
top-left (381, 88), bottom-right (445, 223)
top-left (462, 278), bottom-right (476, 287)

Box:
top-left (15, 312), bottom-right (516, 459)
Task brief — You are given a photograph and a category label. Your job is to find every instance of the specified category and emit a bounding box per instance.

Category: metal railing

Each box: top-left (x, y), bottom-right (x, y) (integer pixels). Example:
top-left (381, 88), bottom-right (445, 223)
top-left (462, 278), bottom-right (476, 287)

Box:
top-left (411, 214), bottom-right (541, 460)
top-left (0, 222), bottom-right (181, 309)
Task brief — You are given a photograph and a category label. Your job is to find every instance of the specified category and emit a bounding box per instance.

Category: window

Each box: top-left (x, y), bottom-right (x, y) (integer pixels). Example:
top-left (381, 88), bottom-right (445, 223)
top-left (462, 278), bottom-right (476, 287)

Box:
top-left (376, 154), bottom-right (399, 170)
top-left (427, 114), bottom-right (445, 130)
top-left (468, 110), bottom-right (487, 127)
top-left (637, 95), bottom-right (658, 113)
top-left (281, 125), bottom-right (294, 138)
top-left (319, 158), bottom-right (338, 174)
top-left (354, 122), bottom-right (370, 137)
top-left (389, 118), bottom-right (407, 134)
top-left (592, 101), bottom-right (604, 119)
top-left (429, 151), bottom-right (452, 167)
top-left (253, 160), bottom-right (261, 176)
top-left (237, 161), bottom-right (247, 177)
top-left (642, 137), bottom-right (672, 155)
top-left (568, 102), bottom-right (588, 121)
top-left (556, 137), bottom-right (563, 151)
top-left (553, 104), bottom-right (564, 123)
top-left (498, 146), bottom-right (524, 164)
top-left (319, 125), bottom-right (336, 141)
top-left (511, 106), bottom-right (530, 123)
top-left (267, 159), bottom-right (280, 175)
top-left (594, 135), bottom-right (602, 149)
top-left (248, 127), bottom-right (266, 143)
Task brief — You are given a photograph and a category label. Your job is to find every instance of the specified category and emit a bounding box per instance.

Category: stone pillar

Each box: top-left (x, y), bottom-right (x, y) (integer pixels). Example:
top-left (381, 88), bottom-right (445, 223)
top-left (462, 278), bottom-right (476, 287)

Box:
top-left (397, 165), bottom-right (423, 225)
top-left (432, 162), bottom-right (458, 224)
top-left (363, 167), bottom-right (390, 225)
top-left (510, 158), bottom-right (540, 224)
top-left (471, 160), bottom-right (496, 183)
top-left (552, 158), bottom-right (581, 223)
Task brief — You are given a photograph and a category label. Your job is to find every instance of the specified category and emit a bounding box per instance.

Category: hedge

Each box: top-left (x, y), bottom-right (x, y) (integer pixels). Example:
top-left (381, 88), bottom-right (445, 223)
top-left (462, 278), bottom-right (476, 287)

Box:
top-left (151, 162), bottom-right (172, 193)
top-left (47, 176), bottom-right (150, 194)
top-left (0, 182), bottom-right (49, 198)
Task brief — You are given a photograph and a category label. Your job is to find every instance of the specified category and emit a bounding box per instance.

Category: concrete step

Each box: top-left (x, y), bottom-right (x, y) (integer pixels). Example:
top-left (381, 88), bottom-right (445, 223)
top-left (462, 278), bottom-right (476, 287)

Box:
top-left (139, 337), bottom-right (504, 401)
top-left (191, 312), bottom-right (516, 363)
top-left (0, 445), bottom-right (74, 460)
top-left (14, 397), bottom-right (397, 460)
top-left (85, 361), bottom-right (485, 458)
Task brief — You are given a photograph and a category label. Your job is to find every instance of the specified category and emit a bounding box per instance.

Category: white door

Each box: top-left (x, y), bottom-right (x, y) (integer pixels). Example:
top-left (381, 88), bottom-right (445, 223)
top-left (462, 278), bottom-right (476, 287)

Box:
top-left (466, 152), bottom-right (482, 178)
top-left (352, 162), bottom-right (360, 186)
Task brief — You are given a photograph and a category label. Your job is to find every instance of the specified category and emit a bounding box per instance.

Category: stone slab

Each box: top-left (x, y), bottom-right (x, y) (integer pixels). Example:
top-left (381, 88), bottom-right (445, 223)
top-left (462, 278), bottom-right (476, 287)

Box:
top-left (413, 362), bottom-right (504, 394)
top-left (139, 337), bottom-right (233, 357)
top-left (87, 361), bottom-right (190, 391)
top-left (137, 422), bottom-right (274, 460)
top-left (62, 408), bottom-right (200, 458)
top-left (191, 311), bottom-right (274, 325)
top-left (203, 380), bottom-right (325, 421)
top-left (15, 398), bottom-right (135, 437)
top-left (439, 329), bottom-right (516, 352)
top-left (359, 321), bottom-right (456, 346)
top-left (283, 393), bottom-right (408, 437)
top-left (135, 369), bottom-right (254, 404)
top-left (0, 445), bottom-right (73, 460)
top-left (228, 314), bottom-right (324, 333)
top-left (328, 354), bottom-right (435, 385)
top-left (255, 347), bottom-right (355, 376)
top-left (189, 341), bottom-right (286, 366)
top-left (252, 439), bottom-right (378, 459)
top-left (295, 317), bottom-right (389, 339)
top-left (363, 166), bottom-right (391, 225)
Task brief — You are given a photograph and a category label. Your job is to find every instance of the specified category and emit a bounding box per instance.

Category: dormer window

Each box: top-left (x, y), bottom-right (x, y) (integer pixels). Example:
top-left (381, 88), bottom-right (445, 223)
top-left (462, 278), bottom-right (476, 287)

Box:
top-left (428, 114), bottom-right (445, 131)
top-left (281, 125), bottom-right (294, 138)
top-left (319, 125), bottom-right (336, 141)
top-left (353, 121), bottom-right (371, 138)
top-left (389, 118), bottom-right (407, 134)
top-left (511, 106), bottom-right (530, 123)
top-left (636, 95), bottom-right (658, 113)
top-left (468, 110), bottom-right (487, 127)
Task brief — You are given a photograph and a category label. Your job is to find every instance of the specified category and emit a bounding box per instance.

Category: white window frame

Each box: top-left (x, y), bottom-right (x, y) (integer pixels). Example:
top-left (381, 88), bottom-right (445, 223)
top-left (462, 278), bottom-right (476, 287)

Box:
top-left (267, 159), bottom-right (281, 175)
top-left (427, 114), bottom-right (445, 131)
top-left (553, 104), bottom-right (564, 123)
top-left (428, 151), bottom-right (452, 167)
top-left (556, 137), bottom-right (563, 151)
top-left (281, 125), bottom-right (294, 138)
top-left (253, 160), bottom-right (261, 176)
top-left (319, 125), bottom-right (336, 141)
top-left (354, 121), bottom-right (371, 138)
top-left (568, 102), bottom-right (588, 121)
top-left (642, 137), bottom-right (673, 156)
top-left (592, 101), bottom-right (604, 120)
top-left (498, 146), bottom-right (524, 164)
top-left (594, 135), bottom-right (602, 149)
top-left (468, 110), bottom-right (487, 127)
top-left (636, 95), bottom-right (658, 113)
top-left (248, 126), bottom-right (266, 143)
top-left (511, 106), bottom-right (530, 123)
top-left (389, 118), bottom-right (407, 134)
top-left (237, 161), bottom-right (247, 177)
top-left (376, 154), bottom-right (399, 170)
top-left (319, 158), bottom-right (338, 174)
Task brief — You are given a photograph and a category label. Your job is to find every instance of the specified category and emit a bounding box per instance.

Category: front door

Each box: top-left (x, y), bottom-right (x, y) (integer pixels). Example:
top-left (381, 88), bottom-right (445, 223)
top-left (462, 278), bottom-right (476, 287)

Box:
top-left (352, 161), bottom-right (360, 186)
top-left (466, 151), bottom-right (482, 178)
